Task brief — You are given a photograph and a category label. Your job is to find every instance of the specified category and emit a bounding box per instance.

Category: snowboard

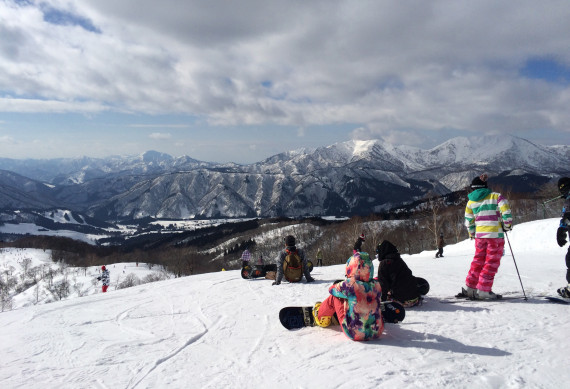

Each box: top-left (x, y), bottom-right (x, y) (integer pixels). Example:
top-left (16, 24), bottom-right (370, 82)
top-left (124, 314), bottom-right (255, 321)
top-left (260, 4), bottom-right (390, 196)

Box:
top-left (243, 261), bottom-right (313, 279)
top-left (279, 301), bottom-right (405, 330)
top-left (241, 264), bottom-right (277, 279)
top-left (545, 296), bottom-right (570, 305)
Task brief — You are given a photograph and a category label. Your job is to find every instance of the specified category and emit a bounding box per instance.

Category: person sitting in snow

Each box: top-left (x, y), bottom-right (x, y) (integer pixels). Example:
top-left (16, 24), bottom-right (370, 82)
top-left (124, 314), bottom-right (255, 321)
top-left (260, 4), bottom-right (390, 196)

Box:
top-left (97, 265), bottom-right (110, 293)
top-left (241, 249), bottom-right (251, 268)
top-left (272, 235), bottom-right (314, 285)
top-left (312, 250), bottom-right (384, 341)
top-left (376, 240), bottom-right (425, 307)
top-left (556, 177), bottom-right (570, 298)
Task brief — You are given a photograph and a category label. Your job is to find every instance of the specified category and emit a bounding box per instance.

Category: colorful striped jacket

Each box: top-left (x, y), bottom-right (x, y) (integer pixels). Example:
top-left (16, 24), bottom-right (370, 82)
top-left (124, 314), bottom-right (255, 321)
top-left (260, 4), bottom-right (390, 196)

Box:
top-left (465, 188), bottom-right (512, 239)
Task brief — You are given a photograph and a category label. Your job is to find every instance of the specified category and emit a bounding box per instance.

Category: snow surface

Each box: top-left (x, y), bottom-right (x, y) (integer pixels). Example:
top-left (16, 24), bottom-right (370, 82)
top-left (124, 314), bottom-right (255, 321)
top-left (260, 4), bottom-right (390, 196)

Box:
top-left (1, 219), bottom-right (570, 388)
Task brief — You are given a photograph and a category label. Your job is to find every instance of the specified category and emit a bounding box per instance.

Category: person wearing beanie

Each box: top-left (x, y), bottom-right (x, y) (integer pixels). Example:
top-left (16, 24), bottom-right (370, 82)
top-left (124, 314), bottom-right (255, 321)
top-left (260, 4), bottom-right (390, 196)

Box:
top-left (353, 233), bottom-right (366, 253)
top-left (461, 174), bottom-right (512, 299)
top-left (555, 177), bottom-right (570, 298)
top-left (97, 265), bottom-right (110, 293)
top-left (272, 235), bottom-right (314, 285)
top-left (376, 240), bottom-right (426, 307)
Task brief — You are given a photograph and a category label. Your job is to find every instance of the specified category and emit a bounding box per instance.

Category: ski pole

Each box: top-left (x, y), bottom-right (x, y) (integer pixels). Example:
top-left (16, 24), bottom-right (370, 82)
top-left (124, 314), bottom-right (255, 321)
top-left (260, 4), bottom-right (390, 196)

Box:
top-left (504, 230), bottom-right (528, 301)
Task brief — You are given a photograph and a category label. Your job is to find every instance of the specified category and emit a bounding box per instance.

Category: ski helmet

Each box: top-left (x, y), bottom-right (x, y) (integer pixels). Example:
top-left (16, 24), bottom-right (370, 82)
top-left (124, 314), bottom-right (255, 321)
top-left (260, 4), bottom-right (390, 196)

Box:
top-left (559, 177), bottom-right (570, 197)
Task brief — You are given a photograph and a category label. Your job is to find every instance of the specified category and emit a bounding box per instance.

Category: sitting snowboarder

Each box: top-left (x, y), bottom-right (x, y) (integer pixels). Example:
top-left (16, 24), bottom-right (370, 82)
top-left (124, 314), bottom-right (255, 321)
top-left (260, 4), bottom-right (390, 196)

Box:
top-left (272, 235), bottom-right (314, 285)
top-left (376, 240), bottom-right (428, 307)
top-left (312, 251), bottom-right (385, 341)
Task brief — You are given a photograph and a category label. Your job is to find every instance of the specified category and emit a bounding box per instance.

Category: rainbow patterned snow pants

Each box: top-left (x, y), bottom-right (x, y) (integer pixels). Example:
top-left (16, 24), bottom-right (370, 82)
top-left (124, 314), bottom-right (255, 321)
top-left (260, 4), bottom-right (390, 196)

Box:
top-left (465, 238), bottom-right (505, 292)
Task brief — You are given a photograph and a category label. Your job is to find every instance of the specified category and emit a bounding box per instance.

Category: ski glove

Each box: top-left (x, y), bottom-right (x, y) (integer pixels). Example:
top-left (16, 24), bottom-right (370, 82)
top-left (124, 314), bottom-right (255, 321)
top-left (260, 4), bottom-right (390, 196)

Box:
top-left (272, 281), bottom-right (280, 286)
top-left (557, 227), bottom-right (568, 247)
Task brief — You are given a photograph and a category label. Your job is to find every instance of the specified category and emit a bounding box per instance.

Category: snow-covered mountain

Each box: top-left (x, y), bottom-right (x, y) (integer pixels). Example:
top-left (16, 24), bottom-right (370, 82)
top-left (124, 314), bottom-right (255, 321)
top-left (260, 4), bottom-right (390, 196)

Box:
top-left (0, 135), bottom-right (568, 221)
top-left (1, 219), bottom-right (568, 388)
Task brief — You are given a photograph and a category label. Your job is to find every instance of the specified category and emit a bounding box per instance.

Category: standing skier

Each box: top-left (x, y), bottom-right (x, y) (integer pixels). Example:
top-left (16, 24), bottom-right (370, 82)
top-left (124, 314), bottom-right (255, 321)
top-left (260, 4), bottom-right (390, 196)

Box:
top-left (556, 177), bottom-right (570, 298)
top-left (97, 266), bottom-right (110, 293)
top-left (460, 174), bottom-right (512, 299)
top-left (435, 232), bottom-right (445, 258)
top-left (316, 248), bottom-right (323, 267)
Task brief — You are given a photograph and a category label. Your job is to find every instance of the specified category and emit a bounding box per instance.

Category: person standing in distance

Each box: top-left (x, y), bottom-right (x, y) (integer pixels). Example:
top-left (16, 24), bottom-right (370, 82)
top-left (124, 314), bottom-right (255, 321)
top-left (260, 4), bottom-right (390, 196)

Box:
top-left (556, 177), bottom-right (570, 298)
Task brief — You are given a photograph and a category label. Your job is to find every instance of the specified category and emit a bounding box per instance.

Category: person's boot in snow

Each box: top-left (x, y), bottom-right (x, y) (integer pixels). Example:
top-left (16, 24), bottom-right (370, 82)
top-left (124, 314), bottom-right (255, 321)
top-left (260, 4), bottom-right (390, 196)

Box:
top-left (557, 285), bottom-right (570, 298)
top-left (460, 286), bottom-right (478, 298)
top-left (477, 290), bottom-right (501, 299)
top-left (312, 302), bottom-right (332, 327)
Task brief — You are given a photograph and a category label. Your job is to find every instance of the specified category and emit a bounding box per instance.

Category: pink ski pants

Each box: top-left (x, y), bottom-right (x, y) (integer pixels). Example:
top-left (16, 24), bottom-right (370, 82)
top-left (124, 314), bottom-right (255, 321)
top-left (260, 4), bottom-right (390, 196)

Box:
top-left (317, 294), bottom-right (347, 324)
top-left (465, 238), bottom-right (505, 292)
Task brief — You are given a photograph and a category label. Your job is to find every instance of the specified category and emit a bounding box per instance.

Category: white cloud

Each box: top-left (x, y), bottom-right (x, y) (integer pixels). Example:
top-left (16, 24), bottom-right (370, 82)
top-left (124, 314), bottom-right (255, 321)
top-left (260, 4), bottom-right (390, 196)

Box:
top-left (149, 132), bottom-right (171, 140)
top-left (0, 0), bottom-right (568, 156)
top-left (0, 135), bottom-right (15, 144)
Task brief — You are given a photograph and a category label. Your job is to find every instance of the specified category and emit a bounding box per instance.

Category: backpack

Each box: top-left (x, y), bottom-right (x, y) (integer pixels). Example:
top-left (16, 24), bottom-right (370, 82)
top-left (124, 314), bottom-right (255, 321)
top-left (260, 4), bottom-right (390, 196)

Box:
top-left (283, 249), bottom-right (303, 282)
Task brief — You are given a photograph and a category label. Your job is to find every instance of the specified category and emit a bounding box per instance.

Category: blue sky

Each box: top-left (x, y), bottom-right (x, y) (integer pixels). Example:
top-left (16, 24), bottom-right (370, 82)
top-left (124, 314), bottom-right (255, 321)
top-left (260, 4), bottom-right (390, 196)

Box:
top-left (1, 0), bottom-right (569, 164)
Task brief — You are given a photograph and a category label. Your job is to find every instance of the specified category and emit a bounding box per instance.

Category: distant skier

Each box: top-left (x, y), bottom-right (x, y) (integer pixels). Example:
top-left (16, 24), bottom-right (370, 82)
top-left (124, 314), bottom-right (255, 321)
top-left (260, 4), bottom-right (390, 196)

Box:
top-left (435, 232), bottom-right (445, 258)
top-left (353, 233), bottom-right (366, 254)
top-left (460, 174), bottom-right (512, 299)
top-left (312, 250), bottom-right (384, 341)
top-left (272, 235), bottom-right (314, 285)
top-left (556, 177), bottom-right (570, 298)
top-left (257, 254), bottom-right (264, 266)
top-left (241, 249), bottom-right (251, 268)
top-left (376, 240), bottom-right (427, 307)
top-left (97, 266), bottom-right (110, 293)
top-left (316, 248), bottom-right (323, 267)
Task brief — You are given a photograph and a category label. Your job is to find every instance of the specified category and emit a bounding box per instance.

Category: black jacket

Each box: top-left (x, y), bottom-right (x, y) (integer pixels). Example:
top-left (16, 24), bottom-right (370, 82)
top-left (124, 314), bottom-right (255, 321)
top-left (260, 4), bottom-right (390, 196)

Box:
top-left (376, 241), bottom-right (419, 302)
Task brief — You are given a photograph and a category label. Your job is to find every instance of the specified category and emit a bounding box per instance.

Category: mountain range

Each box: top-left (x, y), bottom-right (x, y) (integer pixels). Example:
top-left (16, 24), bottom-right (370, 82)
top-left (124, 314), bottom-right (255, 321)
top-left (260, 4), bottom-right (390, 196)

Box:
top-left (0, 135), bottom-right (568, 222)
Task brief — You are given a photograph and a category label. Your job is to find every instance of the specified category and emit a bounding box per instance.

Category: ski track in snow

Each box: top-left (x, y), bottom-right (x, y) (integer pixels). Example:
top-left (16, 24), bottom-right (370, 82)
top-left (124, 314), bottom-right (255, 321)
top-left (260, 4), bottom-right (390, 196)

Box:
top-left (1, 218), bottom-right (570, 388)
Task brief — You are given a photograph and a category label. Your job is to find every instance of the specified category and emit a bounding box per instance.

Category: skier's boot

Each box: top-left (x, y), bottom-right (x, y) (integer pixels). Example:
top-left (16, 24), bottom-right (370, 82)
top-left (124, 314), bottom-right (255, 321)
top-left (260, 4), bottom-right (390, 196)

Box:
top-left (457, 286), bottom-right (478, 299)
top-left (312, 302), bottom-right (331, 328)
top-left (477, 290), bottom-right (501, 300)
top-left (557, 285), bottom-right (570, 298)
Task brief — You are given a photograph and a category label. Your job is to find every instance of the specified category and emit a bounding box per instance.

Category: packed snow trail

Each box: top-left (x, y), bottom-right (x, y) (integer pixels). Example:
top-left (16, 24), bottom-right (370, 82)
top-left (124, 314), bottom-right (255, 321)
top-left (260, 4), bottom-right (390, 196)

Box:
top-left (1, 219), bottom-right (570, 388)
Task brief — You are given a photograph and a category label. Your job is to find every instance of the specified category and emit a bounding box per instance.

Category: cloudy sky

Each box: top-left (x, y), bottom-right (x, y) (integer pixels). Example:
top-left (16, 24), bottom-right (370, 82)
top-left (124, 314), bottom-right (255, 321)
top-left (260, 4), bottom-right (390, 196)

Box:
top-left (1, 0), bottom-right (569, 164)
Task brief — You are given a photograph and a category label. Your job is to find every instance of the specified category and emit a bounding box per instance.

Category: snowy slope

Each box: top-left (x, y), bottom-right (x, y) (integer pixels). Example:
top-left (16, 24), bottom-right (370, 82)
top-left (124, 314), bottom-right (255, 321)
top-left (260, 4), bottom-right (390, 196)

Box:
top-left (1, 219), bottom-right (570, 388)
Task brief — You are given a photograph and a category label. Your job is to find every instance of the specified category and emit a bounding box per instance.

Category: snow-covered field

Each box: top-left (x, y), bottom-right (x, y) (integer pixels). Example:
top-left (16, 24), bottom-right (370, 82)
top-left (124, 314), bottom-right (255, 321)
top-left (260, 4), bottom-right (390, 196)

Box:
top-left (1, 218), bottom-right (569, 388)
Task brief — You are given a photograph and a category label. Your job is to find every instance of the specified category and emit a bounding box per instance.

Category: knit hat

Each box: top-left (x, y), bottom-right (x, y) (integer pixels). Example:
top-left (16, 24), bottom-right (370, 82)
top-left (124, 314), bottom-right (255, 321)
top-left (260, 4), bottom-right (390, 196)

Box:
top-left (101, 265), bottom-right (106, 270)
top-left (284, 235), bottom-right (296, 246)
top-left (359, 233), bottom-right (365, 241)
top-left (559, 177), bottom-right (570, 197)
top-left (470, 174), bottom-right (488, 190)
top-left (375, 240), bottom-right (398, 260)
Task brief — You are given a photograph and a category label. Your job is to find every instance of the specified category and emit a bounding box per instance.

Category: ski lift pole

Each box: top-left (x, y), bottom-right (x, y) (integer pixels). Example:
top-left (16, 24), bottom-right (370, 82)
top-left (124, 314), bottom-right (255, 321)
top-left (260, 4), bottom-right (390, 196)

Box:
top-left (504, 230), bottom-right (528, 301)
top-left (541, 195), bottom-right (563, 219)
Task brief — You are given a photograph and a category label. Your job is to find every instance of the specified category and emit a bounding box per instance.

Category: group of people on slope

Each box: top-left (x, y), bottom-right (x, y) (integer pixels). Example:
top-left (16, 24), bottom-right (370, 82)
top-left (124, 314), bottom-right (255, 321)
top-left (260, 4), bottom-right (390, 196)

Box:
top-left (267, 174), bottom-right (570, 342)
